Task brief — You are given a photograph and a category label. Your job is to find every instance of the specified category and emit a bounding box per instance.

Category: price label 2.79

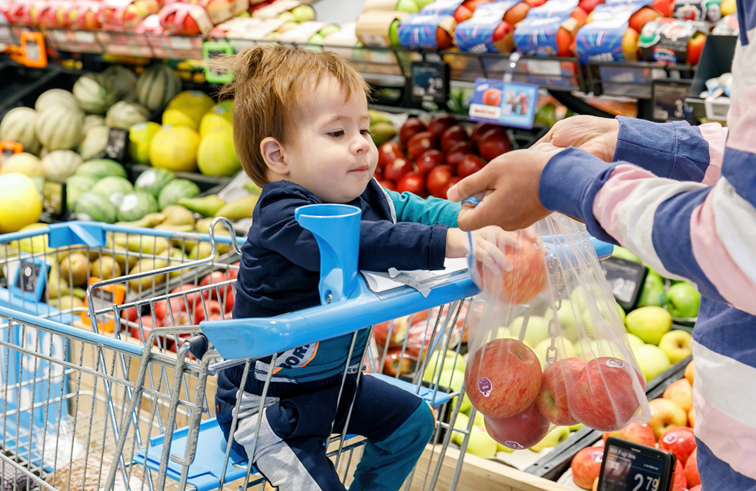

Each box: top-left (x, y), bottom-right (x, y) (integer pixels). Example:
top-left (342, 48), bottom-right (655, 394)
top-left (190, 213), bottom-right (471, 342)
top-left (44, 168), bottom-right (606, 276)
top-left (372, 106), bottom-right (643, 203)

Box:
top-left (652, 80), bottom-right (693, 123)
top-left (411, 62), bottom-right (450, 103)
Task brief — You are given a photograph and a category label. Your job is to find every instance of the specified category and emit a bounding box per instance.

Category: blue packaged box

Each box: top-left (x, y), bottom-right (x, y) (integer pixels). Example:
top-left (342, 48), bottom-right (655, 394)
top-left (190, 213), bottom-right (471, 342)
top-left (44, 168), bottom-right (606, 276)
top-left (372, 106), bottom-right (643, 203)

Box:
top-left (454, 1), bottom-right (520, 53)
top-left (523, 0), bottom-right (579, 19)
top-left (420, 0), bottom-right (464, 16)
top-left (514, 0), bottom-right (580, 56)
top-left (397, 13), bottom-right (455, 49)
top-left (574, 3), bottom-right (637, 62)
top-left (468, 78), bottom-right (538, 129)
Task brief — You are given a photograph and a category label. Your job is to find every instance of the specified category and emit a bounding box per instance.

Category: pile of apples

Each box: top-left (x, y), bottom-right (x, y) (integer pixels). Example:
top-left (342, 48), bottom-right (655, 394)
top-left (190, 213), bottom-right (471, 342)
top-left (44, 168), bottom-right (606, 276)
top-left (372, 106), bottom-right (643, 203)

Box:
top-left (375, 114), bottom-right (512, 199)
top-left (119, 262), bottom-right (238, 352)
top-left (571, 361), bottom-right (699, 491)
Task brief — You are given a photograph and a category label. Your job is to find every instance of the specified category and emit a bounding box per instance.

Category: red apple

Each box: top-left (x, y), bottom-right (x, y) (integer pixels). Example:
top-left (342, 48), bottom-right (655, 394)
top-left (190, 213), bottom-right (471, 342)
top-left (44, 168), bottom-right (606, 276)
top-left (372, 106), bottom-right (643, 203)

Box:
top-left (169, 284), bottom-right (204, 315)
top-left (454, 5), bottom-right (473, 23)
top-left (628, 7), bottom-right (660, 33)
top-left (492, 20), bottom-right (514, 53)
top-left (200, 271), bottom-right (233, 301)
top-left (659, 426), bottom-right (696, 467)
top-left (503, 2), bottom-right (530, 25)
top-left (397, 171), bottom-right (426, 196)
top-left (465, 338), bottom-right (542, 418)
top-left (374, 166), bottom-right (383, 180)
top-left (571, 446), bottom-right (604, 490)
top-left (379, 180), bottom-right (396, 191)
top-left (556, 27), bottom-right (574, 57)
top-left (163, 310), bottom-right (192, 327)
top-left (652, 0), bottom-right (673, 16)
top-left (440, 125), bottom-right (470, 153)
top-left (374, 311), bottom-right (429, 348)
top-left (483, 88), bottom-right (502, 106)
top-left (383, 347), bottom-right (416, 376)
top-left (384, 157), bottom-right (414, 182)
top-left (685, 449), bottom-right (700, 488)
top-left (536, 358), bottom-right (585, 426)
top-left (478, 129), bottom-right (512, 161)
top-left (426, 165), bottom-right (454, 198)
top-left (407, 131), bottom-right (437, 158)
top-left (578, 0), bottom-right (603, 13)
top-left (570, 357), bottom-right (645, 432)
top-left (193, 299), bottom-right (224, 324)
top-left (119, 306), bottom-right (140, 325)
top-left (484, 402), bottom-right (549, 450)
top-left (436, 27), bottom-right (453, 50)
top-left (153, 295), bottom-right (185, 326)
top-left (473, 234), bottom-right (548, 304)
top-left (228, 262), bottom-right (239, 280)
top-left (687, 32), bottom-right (706, 66)
top-left (438, 176), bottom-right (461, 200)
top-left (456, 155), bottom-right (485, 178)
top-left (602, 423), bottom-right (656, 447)
top-left (428, 114), bottom-right (458, 138)
top-left (525, 0), bottom-right (546, 5)
top-left (416, 149), bottom-right (444, 175)
top-left (671, 460), bottom-right (686, 491)
top-left (571, 6), bottom-right (588, 25)
top-left (130, 315), bottom-right (168, 346)
top-left (378, 141), bottom-right (404, 168)
top-left (399, 118), bottom-right (427, 147)
top-left (471, 123), bottom-right (501, 142)
top-left (446, 141), bottom-right (477, 167)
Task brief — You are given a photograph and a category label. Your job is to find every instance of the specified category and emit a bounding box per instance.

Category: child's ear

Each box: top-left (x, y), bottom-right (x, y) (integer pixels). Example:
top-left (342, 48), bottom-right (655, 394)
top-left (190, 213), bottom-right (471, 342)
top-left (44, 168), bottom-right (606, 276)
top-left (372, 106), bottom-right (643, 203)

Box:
top-left (260, 137), bottom-right (288, 177)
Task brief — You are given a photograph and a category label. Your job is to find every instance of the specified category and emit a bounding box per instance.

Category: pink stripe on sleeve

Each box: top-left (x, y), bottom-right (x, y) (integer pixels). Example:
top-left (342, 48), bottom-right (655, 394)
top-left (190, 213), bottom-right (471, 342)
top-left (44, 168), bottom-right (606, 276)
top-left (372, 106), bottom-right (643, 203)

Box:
top-left (689, 191), bottom-right (756, 316)
top-left (698, 123), bottom-right (728, 185)
top-left (592, 165), bottom-right (658, 243)
top-left (693, 386), bottom-right (756, 480)
top-left (726, 88), bottom-right (756, 154)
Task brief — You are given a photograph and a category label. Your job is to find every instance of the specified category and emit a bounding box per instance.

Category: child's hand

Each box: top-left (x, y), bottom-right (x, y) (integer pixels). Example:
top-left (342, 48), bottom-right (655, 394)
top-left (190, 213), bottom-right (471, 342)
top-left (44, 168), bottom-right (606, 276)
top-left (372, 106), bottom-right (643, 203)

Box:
top-left (446, 227), bottom-right (525, 271)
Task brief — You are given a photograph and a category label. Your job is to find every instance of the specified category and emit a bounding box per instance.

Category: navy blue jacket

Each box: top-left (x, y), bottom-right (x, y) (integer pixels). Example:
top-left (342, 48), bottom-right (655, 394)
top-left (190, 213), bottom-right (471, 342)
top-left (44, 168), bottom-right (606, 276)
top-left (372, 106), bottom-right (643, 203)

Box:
top-left (216, 179), bottom-right (459, 414)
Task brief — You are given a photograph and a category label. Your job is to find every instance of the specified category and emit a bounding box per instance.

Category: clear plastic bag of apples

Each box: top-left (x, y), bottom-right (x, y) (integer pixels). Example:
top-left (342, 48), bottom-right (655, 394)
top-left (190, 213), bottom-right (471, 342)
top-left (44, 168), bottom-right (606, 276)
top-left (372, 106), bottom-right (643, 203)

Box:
top-left (464, 213), bottom-right (650, 451)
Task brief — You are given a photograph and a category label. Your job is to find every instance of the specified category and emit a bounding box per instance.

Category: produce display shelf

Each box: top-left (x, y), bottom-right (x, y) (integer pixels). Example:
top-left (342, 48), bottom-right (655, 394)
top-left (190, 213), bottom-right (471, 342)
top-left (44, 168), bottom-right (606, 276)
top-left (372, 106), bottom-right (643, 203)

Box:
top-left (0, 63), bottom-right (81, 118)
top-left (586, 60), bottom-right (696, 100)
top-left (525, 350), bottom-right (692, 480)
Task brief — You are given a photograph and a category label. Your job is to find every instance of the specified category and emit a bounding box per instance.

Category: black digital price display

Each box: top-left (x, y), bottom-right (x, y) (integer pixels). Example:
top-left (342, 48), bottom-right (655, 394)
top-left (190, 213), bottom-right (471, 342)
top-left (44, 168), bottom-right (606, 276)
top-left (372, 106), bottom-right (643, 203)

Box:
top-left (598, 438), bottom-right (676, 491)
top-left (411, 61), bottom-right (450, 103)
top-left (105, 128), bottom-right (129, 162)
top-left (599, 257), bottom-right (648, 311)
top-left (15, 260), bottom-right (42, 293)
top-left (652, 80), bottom-right (693, 123)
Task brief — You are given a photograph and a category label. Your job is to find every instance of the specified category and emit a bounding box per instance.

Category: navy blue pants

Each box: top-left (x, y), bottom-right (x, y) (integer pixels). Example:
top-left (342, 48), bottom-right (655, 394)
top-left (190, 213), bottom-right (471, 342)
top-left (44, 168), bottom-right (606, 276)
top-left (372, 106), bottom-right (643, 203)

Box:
top-left (218, 375), bottom-right (436, 491)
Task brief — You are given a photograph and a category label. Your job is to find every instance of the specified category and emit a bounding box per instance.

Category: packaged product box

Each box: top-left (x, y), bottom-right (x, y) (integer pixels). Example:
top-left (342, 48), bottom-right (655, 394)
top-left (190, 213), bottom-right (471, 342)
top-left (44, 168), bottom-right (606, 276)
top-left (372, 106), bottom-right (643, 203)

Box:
top-left (574, 2), bottom-right (643, 62)
top-left (99, 0), bottom-right (161, 32)
top-left (638, 17), bottom-right (708, 64)
top-left (455, 1), bottom-right (528, 53)
top-left (420, 0), bottom-right (464, 16)
top-left (159, 2), bottom-right (214, 35)
top-left (673, 0), bottom-right (722, 23)
top-left (356, 9), bottom-right (409, 47)
top-left (209, 16), bottom-right (262, 37)
top-left (513, 0), bottom-right (584, 57)
top-left (397, 13), bottom-right (455, 49)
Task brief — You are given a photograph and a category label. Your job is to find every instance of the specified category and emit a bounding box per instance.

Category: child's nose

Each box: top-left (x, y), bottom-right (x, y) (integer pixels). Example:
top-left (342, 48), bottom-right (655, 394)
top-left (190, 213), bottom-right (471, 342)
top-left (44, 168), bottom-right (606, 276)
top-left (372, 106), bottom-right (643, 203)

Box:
top-left (353, 134), bottom-right (370, 154)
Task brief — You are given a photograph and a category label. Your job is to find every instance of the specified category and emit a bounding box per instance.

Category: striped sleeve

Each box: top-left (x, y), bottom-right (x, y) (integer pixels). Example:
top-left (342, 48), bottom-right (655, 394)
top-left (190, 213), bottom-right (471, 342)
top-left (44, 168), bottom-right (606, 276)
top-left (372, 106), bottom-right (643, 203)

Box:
top-left (539, 147), bottom-right (756, 317)
top-left (612, 116), bottom-right (728, 185)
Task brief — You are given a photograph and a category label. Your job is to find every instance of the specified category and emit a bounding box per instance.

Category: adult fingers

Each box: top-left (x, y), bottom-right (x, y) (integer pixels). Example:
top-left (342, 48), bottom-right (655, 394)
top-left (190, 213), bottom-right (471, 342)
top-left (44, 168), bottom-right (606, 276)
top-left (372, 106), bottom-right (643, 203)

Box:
top-left (446, 161), bottom-right (498, 203)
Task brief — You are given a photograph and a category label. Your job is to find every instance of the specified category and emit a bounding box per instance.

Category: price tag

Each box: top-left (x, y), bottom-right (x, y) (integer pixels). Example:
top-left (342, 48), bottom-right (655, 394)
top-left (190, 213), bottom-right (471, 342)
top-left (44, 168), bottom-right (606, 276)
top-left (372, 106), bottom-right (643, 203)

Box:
top-left (20, 32), bottom-right (47, 68)
top-left (10, 258), bottom-right (49, 303)
top-left (468, 78), bottom-right (539, 129)
top-left (599, 256), bottom-right (648, 311)
top-left (411, 61), bottom-right (450, 103)
top-left (105, 128), bottom-right (129, 162)
top-left (203, 41), bottom-right (235, 84)
top-left (0, 141), bottom-right (23, 166)
top-left (652, 80), bottom-right (693, 122)
top-left (598, 438), bottom-right (676, 491)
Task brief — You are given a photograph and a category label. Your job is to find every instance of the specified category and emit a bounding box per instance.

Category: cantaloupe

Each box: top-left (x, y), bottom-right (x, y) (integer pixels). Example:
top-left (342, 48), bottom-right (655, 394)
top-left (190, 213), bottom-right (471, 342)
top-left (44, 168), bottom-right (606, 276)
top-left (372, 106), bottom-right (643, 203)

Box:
top-left (105, 101), bottom-right (150, 129)
top-left (41, 150), bottom-right (83, 182)
top-left (0, 153), bottom-right (43, 177)
top-left (35, 106), bottom-right (84, 150)
top-left (73, 73), bottom-right (117, 115)
top-left (0, 107), bottom-right (41, 155)
top-left (136, 65), bottom-right (182, 111)
top-left (77, 125), bottom-right (110, 160)
top-left (35, 89), bottom-right (79, 113)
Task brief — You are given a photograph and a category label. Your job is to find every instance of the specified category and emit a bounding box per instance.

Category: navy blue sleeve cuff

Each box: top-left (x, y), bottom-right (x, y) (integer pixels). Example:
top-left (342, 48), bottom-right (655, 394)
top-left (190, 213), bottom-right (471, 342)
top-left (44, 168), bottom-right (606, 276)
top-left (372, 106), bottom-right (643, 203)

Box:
top-left (613, 116), bottom-right (708, 182)
top-left (429, 224), bottom-right (449, 270)
top-left (539, 147), bottom-right (619, 245)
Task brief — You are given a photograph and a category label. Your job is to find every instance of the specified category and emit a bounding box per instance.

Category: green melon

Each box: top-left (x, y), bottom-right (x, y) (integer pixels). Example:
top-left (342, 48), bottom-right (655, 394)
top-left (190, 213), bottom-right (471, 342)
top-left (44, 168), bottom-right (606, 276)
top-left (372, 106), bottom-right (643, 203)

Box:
top-left (77, 125), bottom-right (110, 160)
top-left (136, 65), bottom-right (182, 111)
top-left (34, 89), bottom-right (79, 113)
top-left (0, 107), bottom-right (41, 155)
top-left (103, 65), bottom-right (138, 101)
top-left (105, 101), bottom-right (150, 129)
top-left (82, 115), bottom-right (106, 136)
top-left (41, 150), bottom-right (83, 182)
top-left (73, 73), bottom-right (117, 115)
top-left (35, 106), bottom-right (84, 150)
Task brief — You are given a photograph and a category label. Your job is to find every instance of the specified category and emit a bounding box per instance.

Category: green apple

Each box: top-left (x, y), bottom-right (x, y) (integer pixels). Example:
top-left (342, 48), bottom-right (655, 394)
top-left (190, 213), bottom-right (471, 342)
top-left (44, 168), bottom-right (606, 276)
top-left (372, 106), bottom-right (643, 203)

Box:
top-left (626, 306), bottom-right (672, 345)
top-left (396, 0), bottom-right (420, 13)
top-left (534, 337), bottom-right (577, 368)
top-left (632, 344), bottom-right (671, 381)
top-left (545, 300), bottom-right (580, 341)
top-left (466, 426), bottom-right (497, 458)
top-left (530, 425), bottom-right (570, 452)
top-left (388, 19), bottom-right (401, 47)
top-left (319, 24), bottom-right (341, 38)
top-left (509, 316), bottom-right (550, 347)
top-left (626, 333), bottom-right (645, 350)
top-left (616, 303), bottom-right (626, 326)
top-left (580, 309), bottom-right (602, 339)
top-left (569, 423), bottom-right (585, 431)
top-left (457, 394), bottom-right (471, 415)
top-left (472, 410), bottom-right (485, 428)
top-left (422, 349), bottom-right (463, 383)
top-left (612, 246), bottom-right (641, 262)
top-left (658, 330), bottom-right (692, 364)
top-left (414, 0), bottom-right (435, 7)
top-left (278, 11), bottom-right (296, 22)
top-left (291, 4), bottom-right (315, 22)
top-left (665, 282), bottom-right (700, 318)
top-left (495, 327), bottom-right (533, 349)
top-left (308, 33), bottom-right (325, 44)
top-left (637, 269), bottom-right (666, 308)
top-left (451, 413), bottom-right (470, 446)
top-left (497, 442), bottom-right (514, 453)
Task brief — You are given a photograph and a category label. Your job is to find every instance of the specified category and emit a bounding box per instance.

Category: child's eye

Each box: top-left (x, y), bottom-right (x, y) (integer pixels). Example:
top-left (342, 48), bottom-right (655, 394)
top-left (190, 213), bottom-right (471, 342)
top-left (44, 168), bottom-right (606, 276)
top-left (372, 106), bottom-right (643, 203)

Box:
top-left (328, 130), bottom-right (345, 138)
top-left (360, 129), bottom-right (371, 136)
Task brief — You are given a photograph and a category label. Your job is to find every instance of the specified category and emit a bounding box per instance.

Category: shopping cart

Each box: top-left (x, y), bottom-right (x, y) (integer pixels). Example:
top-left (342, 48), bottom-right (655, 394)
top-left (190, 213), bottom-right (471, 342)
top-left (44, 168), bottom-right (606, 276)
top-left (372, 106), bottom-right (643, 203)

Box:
top-left (0, 207), bottom-right (613, 491)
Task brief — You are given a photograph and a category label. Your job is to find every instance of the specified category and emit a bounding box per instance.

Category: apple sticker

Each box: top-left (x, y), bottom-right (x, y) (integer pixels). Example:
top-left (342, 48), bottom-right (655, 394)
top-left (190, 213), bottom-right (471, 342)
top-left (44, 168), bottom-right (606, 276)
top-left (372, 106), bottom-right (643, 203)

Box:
top-left (478, 377), bottom-right (493, 397)
top-left (592, 451), bottom-right (603, 463)
top-left (606, 358), bottom-right (624, 369)
top-left (663, 432), bottom-right (678, 444)
top-left (505, 441), bottom-right (525, 450)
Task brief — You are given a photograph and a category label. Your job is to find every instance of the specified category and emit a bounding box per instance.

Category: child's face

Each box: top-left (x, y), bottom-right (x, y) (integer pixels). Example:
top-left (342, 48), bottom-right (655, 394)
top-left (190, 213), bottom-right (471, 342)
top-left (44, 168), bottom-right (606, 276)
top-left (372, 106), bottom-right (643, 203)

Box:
top-left (280, 77), bottom-right (378, 203)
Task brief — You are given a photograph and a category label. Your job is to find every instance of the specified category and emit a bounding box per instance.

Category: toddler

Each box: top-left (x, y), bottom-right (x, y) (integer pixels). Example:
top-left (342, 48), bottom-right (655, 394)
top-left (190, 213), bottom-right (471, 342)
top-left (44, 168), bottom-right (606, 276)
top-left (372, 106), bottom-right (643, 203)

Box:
top-left (214, 45), bottom-right (511, 491)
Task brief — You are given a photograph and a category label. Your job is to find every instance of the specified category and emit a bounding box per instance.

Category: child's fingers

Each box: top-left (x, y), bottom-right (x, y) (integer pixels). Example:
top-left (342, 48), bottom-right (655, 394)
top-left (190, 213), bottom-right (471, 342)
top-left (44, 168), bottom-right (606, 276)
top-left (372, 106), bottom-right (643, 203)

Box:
top-left (476, 237), bottom-right (512, 272)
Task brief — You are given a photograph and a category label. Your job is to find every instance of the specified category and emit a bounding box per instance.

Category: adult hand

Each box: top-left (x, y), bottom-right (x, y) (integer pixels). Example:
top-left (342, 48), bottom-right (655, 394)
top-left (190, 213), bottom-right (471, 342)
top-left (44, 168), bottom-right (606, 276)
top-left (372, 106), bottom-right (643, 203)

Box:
top-left (537, 115), bottom-right (619, 162)
top-left (447, 145), bottom-right (562, 232)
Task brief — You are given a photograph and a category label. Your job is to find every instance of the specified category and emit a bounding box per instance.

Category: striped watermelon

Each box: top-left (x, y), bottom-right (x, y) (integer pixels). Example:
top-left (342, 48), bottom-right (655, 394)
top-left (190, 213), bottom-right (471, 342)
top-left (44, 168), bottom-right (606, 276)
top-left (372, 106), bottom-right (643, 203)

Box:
top-left (41, 150), bottom-right (83, 182)
top-left (104, 65), bottom-right (138, 101)
top-left (136, 65), bottom-right (182, 111)
top-left (105, 101), bottom-right (150, 129)
top-left (82, 115), bottom-right (106, 136)
top-left (0, 107), bottom-right (41, 155)
top-left (73, 74), bottom-right (117, 115)
top-left (35, 106), bottom-right (84, 151)
top-left (77, 125), bottom-right (110, 160)
top-left (35, 89), bottom-right (79, 113)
